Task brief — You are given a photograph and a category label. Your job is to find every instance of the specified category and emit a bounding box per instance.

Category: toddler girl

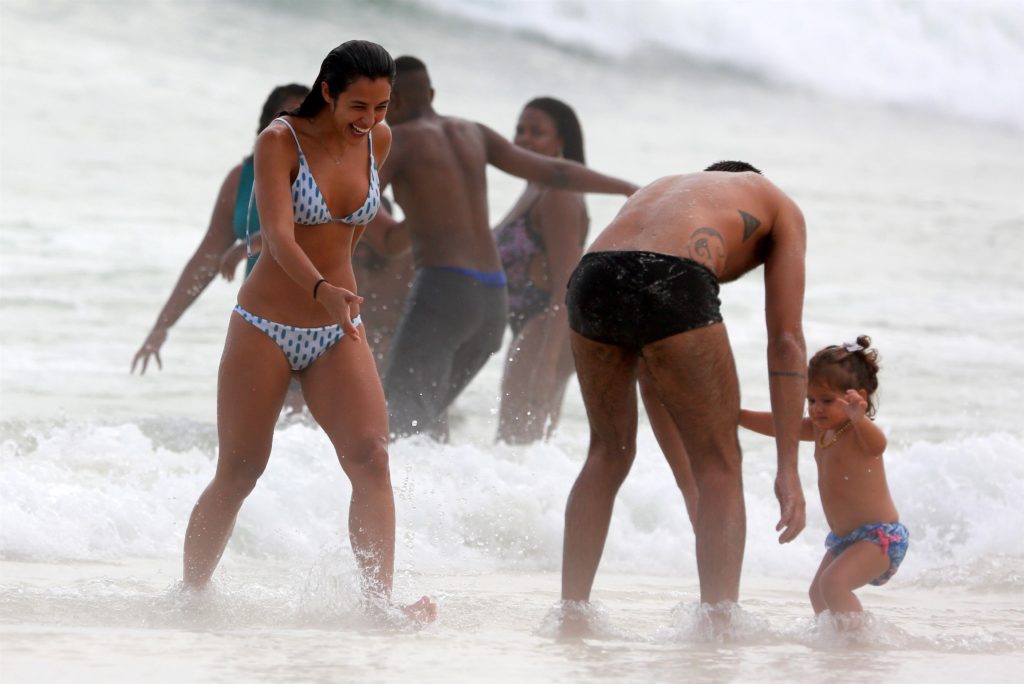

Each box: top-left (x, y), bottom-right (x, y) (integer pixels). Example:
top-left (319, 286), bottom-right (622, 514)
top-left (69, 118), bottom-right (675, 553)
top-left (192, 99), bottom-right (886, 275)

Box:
top-left (740, 335), bottom-right (908, 617)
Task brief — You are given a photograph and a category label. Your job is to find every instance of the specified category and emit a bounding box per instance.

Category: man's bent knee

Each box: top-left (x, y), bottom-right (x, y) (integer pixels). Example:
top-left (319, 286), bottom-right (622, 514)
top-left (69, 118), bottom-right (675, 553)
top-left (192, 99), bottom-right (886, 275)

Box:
top-left (584, 438), bottom-right (636, 482)
top-left (588, 438), bottom-right (636, 461)
top-left (688, 435), bottom-right (742, 479)
top-left (693, 465), bottom-right (743, 499)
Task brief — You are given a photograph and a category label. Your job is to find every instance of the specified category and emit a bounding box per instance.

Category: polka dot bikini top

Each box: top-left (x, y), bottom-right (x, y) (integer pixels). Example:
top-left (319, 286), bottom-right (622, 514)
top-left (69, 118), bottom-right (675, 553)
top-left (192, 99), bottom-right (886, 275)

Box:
top-left (273, 117), bottom-right (381, 226)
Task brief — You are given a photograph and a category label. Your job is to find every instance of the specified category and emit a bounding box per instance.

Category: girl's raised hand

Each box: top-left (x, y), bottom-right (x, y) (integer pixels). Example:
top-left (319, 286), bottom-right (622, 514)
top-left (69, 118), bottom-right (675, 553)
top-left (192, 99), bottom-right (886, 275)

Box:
top-left (838, 389), bottom-right (868, 422)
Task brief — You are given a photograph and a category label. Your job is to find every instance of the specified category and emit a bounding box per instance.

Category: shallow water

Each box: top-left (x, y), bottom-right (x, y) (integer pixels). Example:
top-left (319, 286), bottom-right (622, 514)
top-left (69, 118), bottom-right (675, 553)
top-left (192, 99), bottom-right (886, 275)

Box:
top-left (2, 0), bottom-right (1023, 681)
top-left (2, 561), bottom-right (1021, 683)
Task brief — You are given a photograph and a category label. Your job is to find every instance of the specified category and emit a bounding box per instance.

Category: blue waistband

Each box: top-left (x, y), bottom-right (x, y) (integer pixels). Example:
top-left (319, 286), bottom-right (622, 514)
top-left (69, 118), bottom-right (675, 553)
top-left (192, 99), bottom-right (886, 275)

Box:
top-left (433, 266), bottom-right (508, 287)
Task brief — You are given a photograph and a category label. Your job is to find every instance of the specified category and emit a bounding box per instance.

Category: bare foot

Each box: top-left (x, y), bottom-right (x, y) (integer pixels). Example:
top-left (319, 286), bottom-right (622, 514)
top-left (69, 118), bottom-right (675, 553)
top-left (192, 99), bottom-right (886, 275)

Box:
top-left (402, 595), bottom-right (438, 624)
top-left (364, 595), bottom-right (437, 627)
top-left (831, 610), bottom-right (867, 632)
top-left (556, 600), bottom-right (594, 639)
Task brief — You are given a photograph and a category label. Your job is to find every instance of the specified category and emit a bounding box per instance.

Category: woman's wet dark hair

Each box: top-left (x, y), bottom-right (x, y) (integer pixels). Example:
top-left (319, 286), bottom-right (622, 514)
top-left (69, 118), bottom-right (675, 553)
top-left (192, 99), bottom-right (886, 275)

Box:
top-left (523, 97), bottom-right (585, 164)
top-left (808, 335), bottom-right (882, 418)
top-left (258, 84), bottom-right (310, 134)
top-left (292, 40), bottom-right (395, 118)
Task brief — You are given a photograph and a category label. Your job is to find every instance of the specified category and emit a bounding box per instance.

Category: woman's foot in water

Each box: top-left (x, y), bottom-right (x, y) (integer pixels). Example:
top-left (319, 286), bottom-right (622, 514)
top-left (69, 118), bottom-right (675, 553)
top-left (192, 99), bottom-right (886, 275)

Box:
top-left (366, 594), bottom-right (438, 626)
top-left (402, 595), bottom-right (438, 623)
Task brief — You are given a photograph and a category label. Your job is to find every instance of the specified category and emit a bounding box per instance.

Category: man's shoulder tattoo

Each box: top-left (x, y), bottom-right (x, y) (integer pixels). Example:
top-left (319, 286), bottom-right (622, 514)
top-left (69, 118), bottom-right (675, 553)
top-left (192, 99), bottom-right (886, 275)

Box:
top-left (739, 209), bottom-right (761, 241)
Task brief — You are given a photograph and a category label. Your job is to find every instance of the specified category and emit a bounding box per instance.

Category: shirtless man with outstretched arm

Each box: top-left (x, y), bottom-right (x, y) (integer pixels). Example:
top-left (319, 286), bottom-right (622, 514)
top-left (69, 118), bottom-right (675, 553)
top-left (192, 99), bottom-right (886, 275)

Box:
top-left (365, 56), bottom-right (636, 438)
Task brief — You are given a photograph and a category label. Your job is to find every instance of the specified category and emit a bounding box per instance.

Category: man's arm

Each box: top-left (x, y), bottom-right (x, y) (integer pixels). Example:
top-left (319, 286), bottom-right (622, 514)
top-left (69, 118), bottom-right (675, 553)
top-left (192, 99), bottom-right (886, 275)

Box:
top-left (763, 191), bottom-right (808, 543)
top-left (361, 202), bottom-right (411, 257)
top-left (481, 125), bottom-right (637, 196)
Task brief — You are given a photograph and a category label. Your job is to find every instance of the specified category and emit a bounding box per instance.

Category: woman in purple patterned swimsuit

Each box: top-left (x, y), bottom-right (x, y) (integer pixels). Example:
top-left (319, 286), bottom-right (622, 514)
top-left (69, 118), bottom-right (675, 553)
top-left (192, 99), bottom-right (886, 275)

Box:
top-left (493, 98), bottom-right (588, 443)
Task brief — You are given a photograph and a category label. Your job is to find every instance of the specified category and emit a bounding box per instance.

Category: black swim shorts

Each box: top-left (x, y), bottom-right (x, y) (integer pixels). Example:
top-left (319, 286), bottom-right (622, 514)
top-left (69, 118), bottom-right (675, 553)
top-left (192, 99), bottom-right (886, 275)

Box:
top-left (565, 250), bottom-right (723, 352)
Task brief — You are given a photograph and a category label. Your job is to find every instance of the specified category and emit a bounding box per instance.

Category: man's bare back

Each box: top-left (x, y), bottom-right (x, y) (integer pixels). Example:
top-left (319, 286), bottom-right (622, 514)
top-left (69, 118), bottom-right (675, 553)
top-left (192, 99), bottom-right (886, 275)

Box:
top-left (589, 171), bottom-right (803, 283)
top-left (382, 114), bottom-right (503, 271)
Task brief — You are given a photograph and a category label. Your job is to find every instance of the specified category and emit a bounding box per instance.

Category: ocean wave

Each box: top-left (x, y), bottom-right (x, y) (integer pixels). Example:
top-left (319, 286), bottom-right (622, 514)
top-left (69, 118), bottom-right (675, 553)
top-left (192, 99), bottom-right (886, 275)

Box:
top-left (411, 0), bottom-right (1024, 130)
top-left (3, 419), bottom-right (1022, 587)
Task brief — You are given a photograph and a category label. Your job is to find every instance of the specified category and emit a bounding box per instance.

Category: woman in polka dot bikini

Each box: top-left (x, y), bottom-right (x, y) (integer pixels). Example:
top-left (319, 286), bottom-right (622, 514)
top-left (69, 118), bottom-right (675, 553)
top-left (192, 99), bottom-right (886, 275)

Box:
top-left (181, 40), bottom-right (434, 621)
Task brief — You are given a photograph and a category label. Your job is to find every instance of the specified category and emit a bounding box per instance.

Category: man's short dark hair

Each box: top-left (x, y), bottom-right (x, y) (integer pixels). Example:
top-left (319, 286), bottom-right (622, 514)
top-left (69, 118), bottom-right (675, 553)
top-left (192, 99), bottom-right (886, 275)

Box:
top-left (395, 55), bottom-right (428, 76)
top-left (704, 160), bottom-right (762, 174)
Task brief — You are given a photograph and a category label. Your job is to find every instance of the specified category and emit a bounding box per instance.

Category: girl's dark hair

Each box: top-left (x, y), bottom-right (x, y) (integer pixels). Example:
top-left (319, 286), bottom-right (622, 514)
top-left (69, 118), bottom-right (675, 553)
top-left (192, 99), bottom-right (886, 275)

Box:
top-left (523, 97), bottom-right (585, 164)
top-left (292, 40), bottom-right (396, 118)
top-left (808, 335), bottom-right (882, 418)
top-left (258, 83), bottom-right (310, 134)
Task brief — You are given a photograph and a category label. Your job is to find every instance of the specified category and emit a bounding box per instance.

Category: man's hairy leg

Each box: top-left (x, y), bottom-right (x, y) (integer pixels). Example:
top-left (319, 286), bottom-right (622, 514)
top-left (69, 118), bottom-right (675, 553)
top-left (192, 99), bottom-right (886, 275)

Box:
top-left (561, 333), bottom-right (640, 603)
top-left (642, 323), bottom-right (745, 606)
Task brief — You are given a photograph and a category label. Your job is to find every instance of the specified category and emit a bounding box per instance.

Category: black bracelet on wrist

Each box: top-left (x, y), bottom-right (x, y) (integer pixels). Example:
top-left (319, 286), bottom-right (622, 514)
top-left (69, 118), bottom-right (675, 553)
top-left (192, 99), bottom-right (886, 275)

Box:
top-left (313, 277), bottom-right (327, 300)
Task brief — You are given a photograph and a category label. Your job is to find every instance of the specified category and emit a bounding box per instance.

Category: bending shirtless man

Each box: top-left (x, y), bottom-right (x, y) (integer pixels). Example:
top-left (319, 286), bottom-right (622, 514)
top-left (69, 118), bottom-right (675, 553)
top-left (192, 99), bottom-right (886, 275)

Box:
top-left (367, 56), bottom-right (636, 438)
top-left (561, 161), bottom-right (808, 626)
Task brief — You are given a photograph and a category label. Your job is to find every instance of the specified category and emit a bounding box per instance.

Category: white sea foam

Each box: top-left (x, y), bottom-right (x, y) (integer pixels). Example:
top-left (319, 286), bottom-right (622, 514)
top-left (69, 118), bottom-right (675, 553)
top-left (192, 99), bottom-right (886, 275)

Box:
top-left (3, 419), bottom-right (1021, 594)
top-left (416, 0), bottom-right (1024, 130)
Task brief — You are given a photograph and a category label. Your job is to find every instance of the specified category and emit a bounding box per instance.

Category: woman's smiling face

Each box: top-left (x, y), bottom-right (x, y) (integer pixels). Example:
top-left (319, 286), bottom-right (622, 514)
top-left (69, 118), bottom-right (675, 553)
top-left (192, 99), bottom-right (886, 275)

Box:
top-left (514, 106), bottom-right (562, 158)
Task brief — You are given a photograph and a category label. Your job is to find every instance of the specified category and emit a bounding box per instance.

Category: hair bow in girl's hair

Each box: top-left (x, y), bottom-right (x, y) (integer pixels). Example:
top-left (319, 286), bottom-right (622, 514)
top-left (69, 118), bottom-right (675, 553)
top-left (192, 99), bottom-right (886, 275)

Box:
top-left (842, 341), bottom-right (864, 353)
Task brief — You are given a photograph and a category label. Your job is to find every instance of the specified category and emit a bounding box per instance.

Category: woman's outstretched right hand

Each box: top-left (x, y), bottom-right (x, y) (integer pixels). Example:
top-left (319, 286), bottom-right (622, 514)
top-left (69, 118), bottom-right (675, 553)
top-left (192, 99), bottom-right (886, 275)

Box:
top-left (131, 328), bottom-right (167, 374)
top-left (316, 284), bottom-right (364, 342)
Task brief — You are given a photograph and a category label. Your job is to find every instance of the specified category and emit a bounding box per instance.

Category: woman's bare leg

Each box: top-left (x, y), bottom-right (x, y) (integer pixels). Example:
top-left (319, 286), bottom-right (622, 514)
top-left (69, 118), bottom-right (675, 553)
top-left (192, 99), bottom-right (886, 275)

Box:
top-left (542, 337), bottom-right (577, 439)
top-left (302, 332), bottom-right (436, 621)
top-left (498, 316), bottom-right (575, 444)
top-left (183, 315), bottom-right (291, 587)
top-left (300, 332), bottom-right (397, 598)
top-left (497, 328), bottom-right (541, 443)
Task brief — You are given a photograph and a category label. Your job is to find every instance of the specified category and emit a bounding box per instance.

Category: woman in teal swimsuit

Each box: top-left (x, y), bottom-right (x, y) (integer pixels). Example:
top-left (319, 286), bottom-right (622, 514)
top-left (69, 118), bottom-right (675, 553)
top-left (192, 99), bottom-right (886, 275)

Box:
top-left (131, 83), bottom-right (308, 374)
top-left (181, 41), bottom-right (434, 621)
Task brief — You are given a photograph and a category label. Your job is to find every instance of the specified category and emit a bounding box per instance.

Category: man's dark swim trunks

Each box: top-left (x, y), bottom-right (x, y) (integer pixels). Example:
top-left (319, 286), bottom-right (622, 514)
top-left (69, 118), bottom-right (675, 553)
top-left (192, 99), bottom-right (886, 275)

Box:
top-left (383, 266), bottom-right (507, 437)
top-left (565, 250), bottom-right (723, 352)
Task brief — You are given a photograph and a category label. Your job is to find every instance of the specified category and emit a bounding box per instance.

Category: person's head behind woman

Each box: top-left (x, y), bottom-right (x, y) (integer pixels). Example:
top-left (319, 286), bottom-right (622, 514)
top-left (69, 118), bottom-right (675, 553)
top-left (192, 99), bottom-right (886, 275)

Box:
top-left (258, 84), bottom-right (310, 134)
top-left (516, 97), bottom-right (585, 164)
top-left (292, 40), bottom-right (396, 118)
